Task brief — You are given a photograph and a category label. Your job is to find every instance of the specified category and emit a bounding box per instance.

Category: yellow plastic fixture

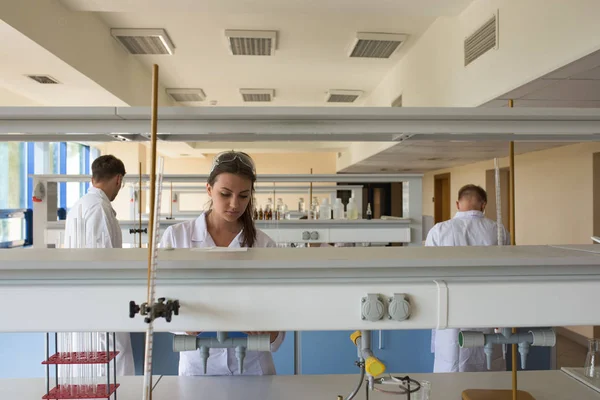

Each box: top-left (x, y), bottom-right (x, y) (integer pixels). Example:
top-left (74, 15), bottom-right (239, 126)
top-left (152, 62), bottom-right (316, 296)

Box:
top-left (350, 331), bottom-right (362, 344)
top-left (365, 356), bottom-right (386, 376)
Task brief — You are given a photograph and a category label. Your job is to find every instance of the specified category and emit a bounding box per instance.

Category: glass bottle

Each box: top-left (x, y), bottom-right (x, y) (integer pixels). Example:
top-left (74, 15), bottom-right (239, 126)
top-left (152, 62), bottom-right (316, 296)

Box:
top-left (366, 203), bottom-right (373, 220)
top-left (584, 338), bottom-right (600, 379)
top-left (311, 197), bottom-right (320, 219)
top-left (258, 207), bottom-right (264, 220)
top-left (298, 197), bottom-right (305, 213)
top-left (347, 197), bottom-right (358, 220)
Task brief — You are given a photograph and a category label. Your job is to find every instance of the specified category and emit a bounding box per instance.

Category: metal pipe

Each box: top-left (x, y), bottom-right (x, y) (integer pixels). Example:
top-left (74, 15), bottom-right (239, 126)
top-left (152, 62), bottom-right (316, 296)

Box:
top-left (345, 364), bottom-right (365, 400)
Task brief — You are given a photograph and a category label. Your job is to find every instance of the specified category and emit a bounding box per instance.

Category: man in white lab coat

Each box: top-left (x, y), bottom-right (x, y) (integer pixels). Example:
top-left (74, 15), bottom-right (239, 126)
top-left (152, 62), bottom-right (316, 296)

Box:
top-left (64, 154), bottom-right (135, 375)
top-left (426, 184), bottom-right (509, 373)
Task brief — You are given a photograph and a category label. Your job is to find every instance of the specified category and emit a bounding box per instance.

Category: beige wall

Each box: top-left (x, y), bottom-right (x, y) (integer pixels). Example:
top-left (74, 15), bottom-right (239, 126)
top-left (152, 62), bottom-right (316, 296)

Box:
top-left (424, 143), bottom-right (600, 246)
top-left (161, 152), bottom-right (338, 214)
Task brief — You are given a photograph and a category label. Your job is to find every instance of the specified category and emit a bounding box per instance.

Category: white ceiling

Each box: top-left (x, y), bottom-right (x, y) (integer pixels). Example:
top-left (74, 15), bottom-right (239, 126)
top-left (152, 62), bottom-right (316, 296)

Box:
top-left (60, 0), bottom-right (474, 16)
top-left (88, 10), bottom-right (434, 107)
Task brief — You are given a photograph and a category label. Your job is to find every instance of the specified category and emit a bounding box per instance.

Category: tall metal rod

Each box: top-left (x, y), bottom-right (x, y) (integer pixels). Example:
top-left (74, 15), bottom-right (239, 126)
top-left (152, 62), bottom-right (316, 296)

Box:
top-left (142, 63), bottom-right (160, 400)
top-left (54, 332), bottom-right (58, 394)
top-left (139, 162), bottom-right (142, 248)
top-left (45, 332), bottom-right (50, 395)
top-left (508, 98), bottom-right (517, 400)
top-left (113, 332), bottom-right (117, 400)
top-left (147, 64), bottom-right (159, 295)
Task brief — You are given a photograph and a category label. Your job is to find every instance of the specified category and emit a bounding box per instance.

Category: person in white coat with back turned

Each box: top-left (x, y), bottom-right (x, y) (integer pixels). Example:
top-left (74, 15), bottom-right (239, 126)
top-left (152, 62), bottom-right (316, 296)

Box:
top-left (160, 151), bottom-right (285, 376)
top-left (426, 184), bottom-right (509, 373)
top-left (64, 154), bottom-right (135, 376)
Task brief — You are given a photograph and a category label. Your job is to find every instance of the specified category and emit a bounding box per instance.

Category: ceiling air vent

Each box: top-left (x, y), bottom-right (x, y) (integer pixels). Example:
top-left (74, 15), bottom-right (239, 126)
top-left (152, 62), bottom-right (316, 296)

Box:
top-left (326, 90), bottom-right (363, 103)
top-left (240, 89), bottom-right (275, 102)
top-left (26, 75), bottom-right (59, 84)
top-left (225, 30), bottom-right (277, 56)
top-left (111, 28), bottom-right (175, 55)
top-left (464, 12), bottom-right (498, 66)
top-left (349, 32), bottom-right (408, 58)
top-left (166, 88), bottom-right (206, 103)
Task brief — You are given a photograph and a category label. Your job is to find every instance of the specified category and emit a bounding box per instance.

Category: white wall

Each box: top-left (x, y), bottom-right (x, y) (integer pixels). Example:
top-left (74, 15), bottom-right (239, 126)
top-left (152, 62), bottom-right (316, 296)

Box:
top-left (367, 0), bottom-right (600, 108)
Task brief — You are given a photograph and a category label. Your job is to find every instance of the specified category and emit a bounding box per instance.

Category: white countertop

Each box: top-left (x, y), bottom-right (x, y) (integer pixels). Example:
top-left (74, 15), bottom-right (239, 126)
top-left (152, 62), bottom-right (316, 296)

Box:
top-left (6, 371), bottom-right (592, 400)
top-left (151, 371), bottom-right (600, 400)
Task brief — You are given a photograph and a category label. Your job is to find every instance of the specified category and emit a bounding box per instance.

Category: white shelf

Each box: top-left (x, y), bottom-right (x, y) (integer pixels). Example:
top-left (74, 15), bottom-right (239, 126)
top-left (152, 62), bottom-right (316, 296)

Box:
top-left (2, 106), bottom-right (600, 141)
top-left (1, 245), bottom-right (600, 332)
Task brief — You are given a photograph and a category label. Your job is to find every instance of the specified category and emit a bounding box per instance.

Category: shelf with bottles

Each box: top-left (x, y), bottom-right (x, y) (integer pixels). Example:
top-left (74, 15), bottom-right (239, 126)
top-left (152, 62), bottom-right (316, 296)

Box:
top-left (33, 173), bottom-right (422, 247)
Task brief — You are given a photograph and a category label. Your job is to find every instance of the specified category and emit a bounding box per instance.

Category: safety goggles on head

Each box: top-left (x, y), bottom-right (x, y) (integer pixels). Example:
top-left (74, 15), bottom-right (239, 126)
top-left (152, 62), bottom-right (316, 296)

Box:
top-left (210, 151), bottom-right (256, 175)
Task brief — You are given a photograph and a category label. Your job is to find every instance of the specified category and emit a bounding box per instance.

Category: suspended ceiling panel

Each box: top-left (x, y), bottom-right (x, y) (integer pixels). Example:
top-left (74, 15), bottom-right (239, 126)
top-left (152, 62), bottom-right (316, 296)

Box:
top-left (340, 141), bottom-right (572, 173)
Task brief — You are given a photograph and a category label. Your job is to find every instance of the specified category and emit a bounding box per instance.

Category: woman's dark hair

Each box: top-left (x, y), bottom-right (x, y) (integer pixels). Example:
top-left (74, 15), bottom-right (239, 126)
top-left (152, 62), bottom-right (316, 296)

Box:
top-left (207, 154), bottom-right (257, 247)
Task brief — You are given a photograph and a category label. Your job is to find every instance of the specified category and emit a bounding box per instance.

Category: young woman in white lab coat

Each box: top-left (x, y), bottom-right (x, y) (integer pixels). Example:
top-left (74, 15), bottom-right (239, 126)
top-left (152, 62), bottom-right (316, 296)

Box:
top-left (159, 151), bottom-right (285, 376)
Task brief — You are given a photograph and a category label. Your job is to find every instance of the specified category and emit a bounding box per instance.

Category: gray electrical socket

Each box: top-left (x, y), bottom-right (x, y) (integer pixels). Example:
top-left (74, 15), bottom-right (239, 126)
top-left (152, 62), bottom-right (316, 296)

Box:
top-left (388, 294), bottom-right (411, 321)
top-left (361, 294), bottom-right (385, 322)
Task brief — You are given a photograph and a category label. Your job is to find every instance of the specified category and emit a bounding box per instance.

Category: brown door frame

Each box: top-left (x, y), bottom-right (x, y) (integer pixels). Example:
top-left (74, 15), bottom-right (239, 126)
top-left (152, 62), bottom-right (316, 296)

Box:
top-left (434, 173), bottom-right (451, 223)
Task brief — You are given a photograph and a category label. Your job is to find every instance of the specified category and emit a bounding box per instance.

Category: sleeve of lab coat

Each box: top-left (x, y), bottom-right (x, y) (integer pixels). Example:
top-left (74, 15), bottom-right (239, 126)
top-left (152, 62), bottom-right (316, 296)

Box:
top-left (424, 225), bottom-right (439, 247)
top-left (85, 205), bottom-right (115, 248)
top-left (159, 226), bottom-right (175, 248)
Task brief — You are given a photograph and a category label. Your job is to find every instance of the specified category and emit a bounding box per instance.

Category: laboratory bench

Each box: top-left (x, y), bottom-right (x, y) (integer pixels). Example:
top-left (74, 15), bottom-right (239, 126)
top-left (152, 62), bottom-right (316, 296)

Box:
top-left (4, 370), bottom-right (599, 399)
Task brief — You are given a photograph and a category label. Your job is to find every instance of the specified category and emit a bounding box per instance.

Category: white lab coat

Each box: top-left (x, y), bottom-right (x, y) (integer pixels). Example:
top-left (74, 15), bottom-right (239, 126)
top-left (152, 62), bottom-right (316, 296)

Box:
top-left (159, 212), bottom-right (285, 376)
top-left (426, 210), bottom-right (509, 373)
top-left (64, 187), bottom-right (135, 376)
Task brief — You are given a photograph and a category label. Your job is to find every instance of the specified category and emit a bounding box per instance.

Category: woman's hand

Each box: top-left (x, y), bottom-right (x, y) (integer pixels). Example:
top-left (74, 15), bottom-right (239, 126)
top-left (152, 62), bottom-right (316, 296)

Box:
top-left (186, 332), bottom-right (201, 336)
top-left (244, 331), bottom-right (280, 343)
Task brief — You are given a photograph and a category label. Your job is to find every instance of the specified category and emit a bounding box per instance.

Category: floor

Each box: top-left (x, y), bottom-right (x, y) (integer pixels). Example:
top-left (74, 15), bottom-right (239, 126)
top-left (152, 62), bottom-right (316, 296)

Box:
top-left (556, 334), bottom-right (588, 369)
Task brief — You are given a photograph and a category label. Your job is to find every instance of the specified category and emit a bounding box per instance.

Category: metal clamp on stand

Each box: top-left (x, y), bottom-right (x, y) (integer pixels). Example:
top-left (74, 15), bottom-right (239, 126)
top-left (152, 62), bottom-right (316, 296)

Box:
top-left (129, 297), bottom-right (180, 323)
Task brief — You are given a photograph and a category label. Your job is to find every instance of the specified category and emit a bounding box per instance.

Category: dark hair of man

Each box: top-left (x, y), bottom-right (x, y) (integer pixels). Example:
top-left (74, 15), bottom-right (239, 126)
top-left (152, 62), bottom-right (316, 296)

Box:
top-left (458, 184), bottom-right (487, 203)
top-left (91, 155), bottom-right (126, 182)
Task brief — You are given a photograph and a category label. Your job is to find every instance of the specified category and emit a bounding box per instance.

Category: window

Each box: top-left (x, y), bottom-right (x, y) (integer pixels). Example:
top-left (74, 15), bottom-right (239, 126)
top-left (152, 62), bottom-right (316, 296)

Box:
top-left (0, 142), bottom-right (27, 245)
top-left (1, 142), bottom-right (101, 246)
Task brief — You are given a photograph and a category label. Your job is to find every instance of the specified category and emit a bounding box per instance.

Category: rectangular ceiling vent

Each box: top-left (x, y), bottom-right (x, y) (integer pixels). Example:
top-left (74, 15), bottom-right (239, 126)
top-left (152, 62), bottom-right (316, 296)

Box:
top-left (26, 75), bottom-right (60, 84)
top-left (240, 89), bottom-right (275, 102)
top-left (326, 90), bottom-right (363, 103)
top-left (166, 88), bottom-right (206, 102)
top-left (111, 28), bottom-right (175, 55)
top-left (225, 30), bottom-right (277, 56)
top-left (350, 32), bottom-right (408, 58)
top-left (464, 12), bottom-right (498, 66)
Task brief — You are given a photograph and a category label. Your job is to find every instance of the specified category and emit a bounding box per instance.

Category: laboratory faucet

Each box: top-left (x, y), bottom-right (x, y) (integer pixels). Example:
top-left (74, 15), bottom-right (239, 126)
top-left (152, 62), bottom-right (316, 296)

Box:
top-left (172, 331), bottom-right (271, 374)
top-left (459, 328), bottom-right (556, 369)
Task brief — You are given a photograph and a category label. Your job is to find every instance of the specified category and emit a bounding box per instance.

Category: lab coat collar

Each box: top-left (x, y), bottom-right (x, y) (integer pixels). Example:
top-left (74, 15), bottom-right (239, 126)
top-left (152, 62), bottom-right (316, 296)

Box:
top-left (454, 210), bottom-right (484, 219)
top-left (87, 186), bottom-right (117, 217)
top-left (192, 212), bottom-right (243, 247)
